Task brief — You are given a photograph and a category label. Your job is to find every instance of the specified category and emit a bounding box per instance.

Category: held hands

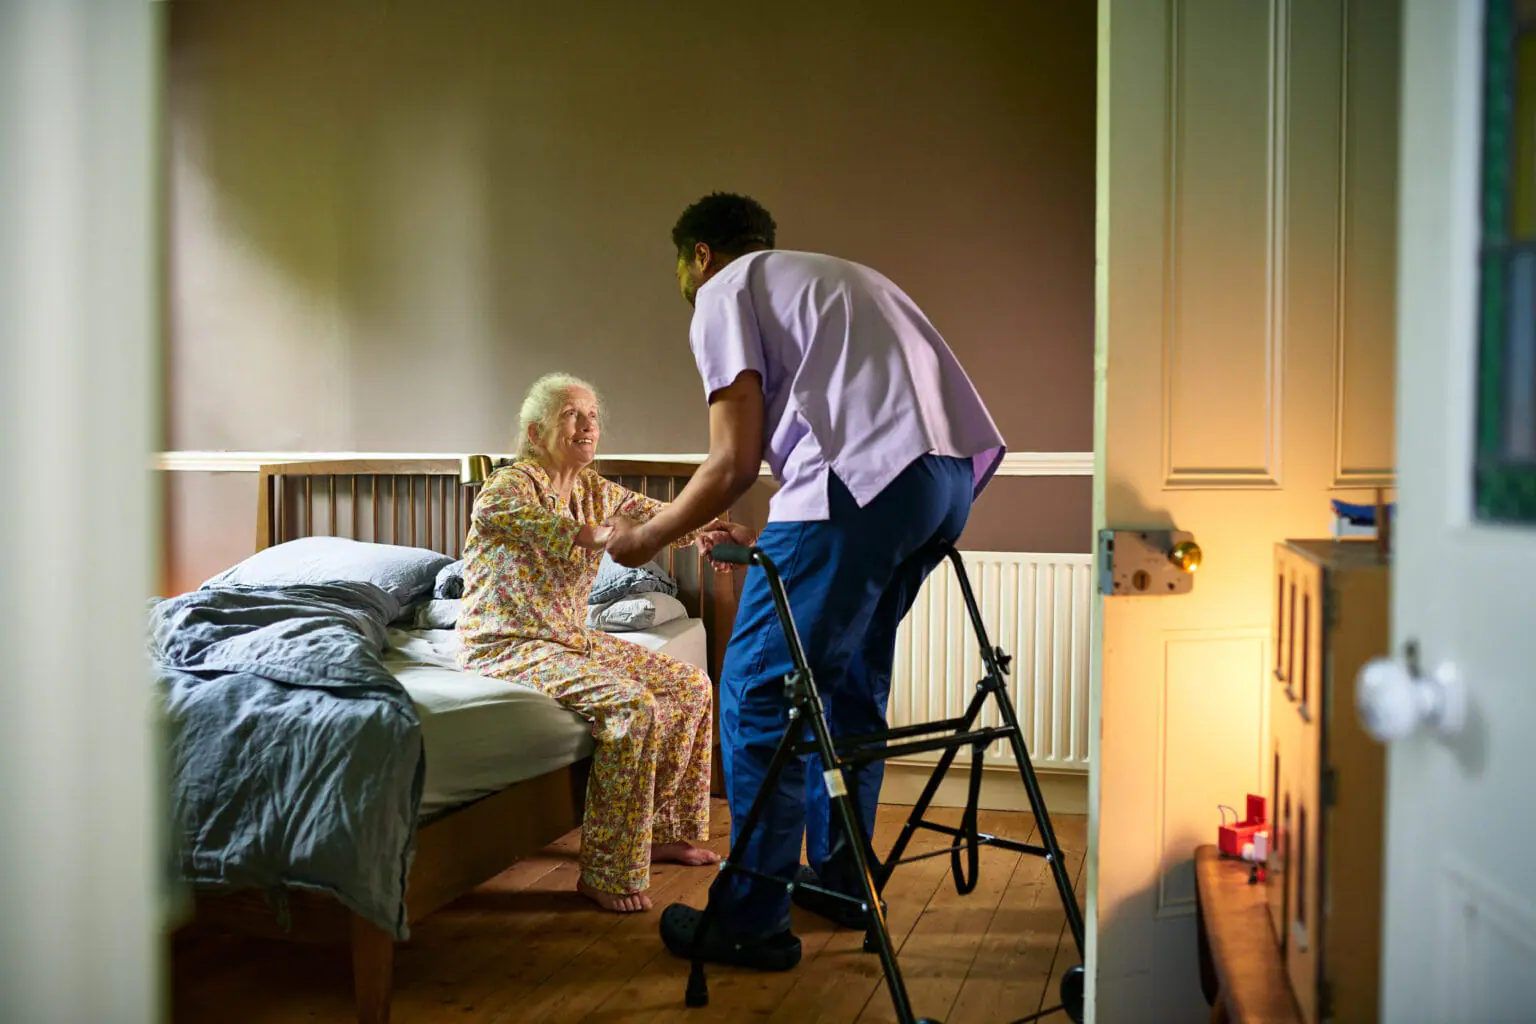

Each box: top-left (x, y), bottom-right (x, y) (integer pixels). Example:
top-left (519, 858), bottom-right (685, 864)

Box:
top-left (589, 515), bottom-right (757, 571)
top-left (575, 522), bottom-right (614, 551)
top-left (602, 514), bottom-right (661, 568)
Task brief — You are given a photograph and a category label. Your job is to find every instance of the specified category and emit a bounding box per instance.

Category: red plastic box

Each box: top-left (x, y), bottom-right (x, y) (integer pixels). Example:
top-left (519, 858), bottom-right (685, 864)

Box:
top-left (1218, 794), bottom-right (1267, 857)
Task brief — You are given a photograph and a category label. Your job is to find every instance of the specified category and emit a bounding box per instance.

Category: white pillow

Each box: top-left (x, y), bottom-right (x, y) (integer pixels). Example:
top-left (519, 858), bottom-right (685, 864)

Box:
top-left (587, 592), bottom-right (689, 632)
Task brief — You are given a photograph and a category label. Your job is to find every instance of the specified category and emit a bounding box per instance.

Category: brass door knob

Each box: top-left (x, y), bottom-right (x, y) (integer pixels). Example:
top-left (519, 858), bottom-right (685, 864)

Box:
top-left (1168, 540), bottom-right (1202, 573)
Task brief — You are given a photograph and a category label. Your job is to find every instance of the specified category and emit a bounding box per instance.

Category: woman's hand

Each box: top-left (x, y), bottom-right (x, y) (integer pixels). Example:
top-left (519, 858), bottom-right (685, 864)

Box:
top-left (698, 522), bottom-right (757, 573)
top-left (575, 522), bottom-right (613, 551)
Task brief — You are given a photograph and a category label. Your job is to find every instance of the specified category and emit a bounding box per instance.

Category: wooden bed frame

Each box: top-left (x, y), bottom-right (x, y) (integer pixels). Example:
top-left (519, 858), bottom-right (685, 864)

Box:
top-left (186, 456), bottom-right (740, 1023)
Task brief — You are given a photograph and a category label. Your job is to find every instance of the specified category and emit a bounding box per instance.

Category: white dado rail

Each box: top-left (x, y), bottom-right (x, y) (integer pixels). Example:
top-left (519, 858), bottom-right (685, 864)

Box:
top-left (156, 449), bottom-right (1096, 813)
top-left (153, 451), bottom-right (1094, 477)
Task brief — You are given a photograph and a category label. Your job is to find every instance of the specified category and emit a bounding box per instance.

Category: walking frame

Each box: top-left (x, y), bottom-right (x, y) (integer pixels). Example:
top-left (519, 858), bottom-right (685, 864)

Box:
top-left (685, 542), bottom-right (1086, 1024)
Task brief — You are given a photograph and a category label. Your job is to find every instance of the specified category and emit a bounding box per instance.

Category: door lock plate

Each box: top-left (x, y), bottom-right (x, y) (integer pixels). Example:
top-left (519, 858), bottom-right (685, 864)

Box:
top-left (1098, 529), bottom-right (1200, 596)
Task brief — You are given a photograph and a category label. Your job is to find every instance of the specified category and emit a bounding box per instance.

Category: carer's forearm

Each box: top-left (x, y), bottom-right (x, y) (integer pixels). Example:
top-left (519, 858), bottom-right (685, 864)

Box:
top-left (639, 454), bottom-right (756, 546)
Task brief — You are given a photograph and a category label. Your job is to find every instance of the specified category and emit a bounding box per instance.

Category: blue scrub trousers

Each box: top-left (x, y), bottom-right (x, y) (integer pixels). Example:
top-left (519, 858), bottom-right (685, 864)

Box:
top-left (716, 453), bottom-right (975, 936)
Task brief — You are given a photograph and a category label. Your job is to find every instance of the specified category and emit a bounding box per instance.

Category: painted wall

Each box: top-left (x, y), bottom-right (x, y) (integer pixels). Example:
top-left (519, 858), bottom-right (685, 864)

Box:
top-left (160, 0), bottom-right (1096, 591)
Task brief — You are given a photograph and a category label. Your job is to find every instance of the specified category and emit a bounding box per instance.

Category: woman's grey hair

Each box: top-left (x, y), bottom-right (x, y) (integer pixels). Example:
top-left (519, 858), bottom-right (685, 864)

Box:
top-left (517, 372), bottom-right (603, 461)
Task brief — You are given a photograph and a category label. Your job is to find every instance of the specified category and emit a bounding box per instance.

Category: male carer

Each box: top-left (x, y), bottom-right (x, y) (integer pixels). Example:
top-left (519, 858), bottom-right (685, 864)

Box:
top-left (602, 192), bottom-right (1005, 970)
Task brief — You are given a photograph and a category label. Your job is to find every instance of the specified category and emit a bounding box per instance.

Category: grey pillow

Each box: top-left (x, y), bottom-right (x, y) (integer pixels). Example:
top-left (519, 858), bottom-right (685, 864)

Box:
top-left (588, 553), bottom-right (678, 605)
top-left (202, 536), bottom-right (454, 606)
top-left (413, 598), bottom-right (462, 630)
top-left (414, 593), bottom-right (687, 634)
top-left (587, 593), bottom-right (689, 632)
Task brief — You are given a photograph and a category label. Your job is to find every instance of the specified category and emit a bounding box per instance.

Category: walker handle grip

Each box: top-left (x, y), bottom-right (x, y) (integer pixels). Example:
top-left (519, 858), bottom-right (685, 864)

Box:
top-left (708, 543), bottom-right (756, 566)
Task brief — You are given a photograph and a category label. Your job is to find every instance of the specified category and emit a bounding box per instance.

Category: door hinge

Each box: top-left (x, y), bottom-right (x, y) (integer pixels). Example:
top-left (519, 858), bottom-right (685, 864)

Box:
top-left (1322, 766), bottom-right (1338, 808)
top-left (1320, 979), bottom-right (1335, 1020)
top-left (1324, 584), bottom-right (1342, 628)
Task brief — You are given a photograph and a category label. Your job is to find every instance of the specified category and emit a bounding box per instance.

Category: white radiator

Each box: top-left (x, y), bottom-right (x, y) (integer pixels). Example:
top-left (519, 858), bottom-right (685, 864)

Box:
top-left (887, 551), bottom-right (1094, 774)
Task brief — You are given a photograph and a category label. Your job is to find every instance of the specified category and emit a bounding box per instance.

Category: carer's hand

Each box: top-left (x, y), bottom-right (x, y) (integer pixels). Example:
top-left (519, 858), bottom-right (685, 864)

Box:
top-left (698, 522), bottom-right (757, 573)
top-left (604, 515), bottom-right (662, 568)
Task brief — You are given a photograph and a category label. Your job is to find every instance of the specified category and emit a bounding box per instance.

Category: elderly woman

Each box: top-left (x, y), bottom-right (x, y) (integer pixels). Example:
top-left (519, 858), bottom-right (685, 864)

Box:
top-left (456, 373), bottom-right (724, 913)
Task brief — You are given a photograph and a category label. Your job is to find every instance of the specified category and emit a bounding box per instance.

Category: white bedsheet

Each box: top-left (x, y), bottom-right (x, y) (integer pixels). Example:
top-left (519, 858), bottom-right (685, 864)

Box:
top-left (383, 618), bottom-right (709, 820)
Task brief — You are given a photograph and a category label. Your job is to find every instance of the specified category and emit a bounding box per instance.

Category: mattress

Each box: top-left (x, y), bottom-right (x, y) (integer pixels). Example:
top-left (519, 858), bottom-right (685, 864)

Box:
top-left (382, 617), bottom-right (708, 820)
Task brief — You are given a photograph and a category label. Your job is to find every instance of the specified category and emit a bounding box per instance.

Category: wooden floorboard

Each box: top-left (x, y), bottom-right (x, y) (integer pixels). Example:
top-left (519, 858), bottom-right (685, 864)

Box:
top-left (758, 805), bottom-right (962, 1024)
top-left (1033, 822), bottom-right (1090, 1024)
top-left (170, 800), bottom-right (1085, 1024)
top-left (864, 809), bottom-right (1033, 1024)
top-left (945, 814), bottom-right (1087, 1024)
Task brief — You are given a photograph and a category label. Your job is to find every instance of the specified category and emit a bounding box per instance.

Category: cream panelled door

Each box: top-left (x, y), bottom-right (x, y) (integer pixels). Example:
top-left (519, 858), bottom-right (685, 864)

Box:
top-left (1090, 1), bottom-right (1399, 1020)
top-left (1369, 2), bottom-right (1536, 1020)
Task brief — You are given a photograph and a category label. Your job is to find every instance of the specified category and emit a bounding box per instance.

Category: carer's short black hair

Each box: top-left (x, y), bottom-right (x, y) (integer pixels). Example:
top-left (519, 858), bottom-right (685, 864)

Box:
top-left (671, 192), bottom-right (777, 258)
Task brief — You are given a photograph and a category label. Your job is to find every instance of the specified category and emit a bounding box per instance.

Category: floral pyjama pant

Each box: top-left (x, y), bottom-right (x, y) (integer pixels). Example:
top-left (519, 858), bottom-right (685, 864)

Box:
top-left (471, 630), bottom-right (713, 893)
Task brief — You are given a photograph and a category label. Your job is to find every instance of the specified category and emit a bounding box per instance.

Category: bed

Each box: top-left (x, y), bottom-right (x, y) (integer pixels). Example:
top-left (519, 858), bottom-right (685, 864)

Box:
top-left (389, 616), bottom-right (708, 822)
top-left (169, 457), bottom-right (741, 1023)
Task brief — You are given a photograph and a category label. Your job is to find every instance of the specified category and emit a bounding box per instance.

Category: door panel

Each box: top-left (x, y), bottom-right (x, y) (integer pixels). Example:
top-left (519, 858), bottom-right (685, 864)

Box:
top-left (1163, 0), bottom-right (1279, 487)
top-left (1336, 0), bottom-right (1402, 488)
top-left (1155, 631), bottom-right (1269, 915)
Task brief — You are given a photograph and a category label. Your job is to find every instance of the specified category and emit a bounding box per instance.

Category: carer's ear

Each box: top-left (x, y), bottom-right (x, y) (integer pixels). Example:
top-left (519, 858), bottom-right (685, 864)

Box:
top-left (693, 241), bottom-right (713, 272)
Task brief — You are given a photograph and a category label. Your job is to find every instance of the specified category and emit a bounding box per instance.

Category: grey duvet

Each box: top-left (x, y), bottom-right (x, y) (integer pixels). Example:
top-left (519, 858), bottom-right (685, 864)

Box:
top-left (149, 582), bottom-right (424, 939)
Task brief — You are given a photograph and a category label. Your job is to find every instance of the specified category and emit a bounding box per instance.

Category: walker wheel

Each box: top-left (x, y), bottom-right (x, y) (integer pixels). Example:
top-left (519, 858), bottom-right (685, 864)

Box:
top-left (1059, 964), bottom-right (1084, 1023)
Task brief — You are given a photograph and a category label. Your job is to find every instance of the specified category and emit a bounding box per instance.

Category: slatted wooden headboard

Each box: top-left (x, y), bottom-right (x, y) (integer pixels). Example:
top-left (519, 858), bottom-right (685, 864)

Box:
top-left (254, 457), bottom-right (739, 686)
top-left (256, 458), bottom-right (472, 556)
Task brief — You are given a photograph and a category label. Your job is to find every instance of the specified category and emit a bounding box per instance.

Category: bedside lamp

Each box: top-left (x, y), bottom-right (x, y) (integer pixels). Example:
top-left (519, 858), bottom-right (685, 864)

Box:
top-left (461, 454), bottom-right (493, 485)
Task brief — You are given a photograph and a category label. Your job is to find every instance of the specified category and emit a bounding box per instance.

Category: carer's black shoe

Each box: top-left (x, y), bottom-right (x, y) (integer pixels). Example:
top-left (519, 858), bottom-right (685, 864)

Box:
top-left (659, 903), bottom-right (802, 972)
top-left (789, 865), bottom-right (888, 929)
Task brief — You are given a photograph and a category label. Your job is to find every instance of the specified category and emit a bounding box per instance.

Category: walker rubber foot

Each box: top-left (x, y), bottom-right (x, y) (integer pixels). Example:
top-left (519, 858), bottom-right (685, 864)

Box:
top-left (685, 964), bottom-right (709, 1007)
top-left (1060, 964), bottom-right (1084, 1023)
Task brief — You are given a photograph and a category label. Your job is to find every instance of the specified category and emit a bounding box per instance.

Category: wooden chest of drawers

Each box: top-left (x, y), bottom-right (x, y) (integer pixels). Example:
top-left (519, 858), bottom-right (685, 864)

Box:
top-left (1268, 540), bottom-right (1389, 1023)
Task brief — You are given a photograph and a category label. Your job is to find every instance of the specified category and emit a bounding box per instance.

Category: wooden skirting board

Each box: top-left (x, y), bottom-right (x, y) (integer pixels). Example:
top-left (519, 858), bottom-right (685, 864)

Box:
top-left (881, 763), bottom-right (1088, 816)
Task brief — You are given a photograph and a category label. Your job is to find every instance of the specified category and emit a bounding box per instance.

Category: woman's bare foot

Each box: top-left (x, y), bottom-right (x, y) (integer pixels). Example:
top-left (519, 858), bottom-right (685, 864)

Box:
top-left (577, 878), bottom-right (652, 913)
top-left (651, 841), bottom-right (721, 867)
